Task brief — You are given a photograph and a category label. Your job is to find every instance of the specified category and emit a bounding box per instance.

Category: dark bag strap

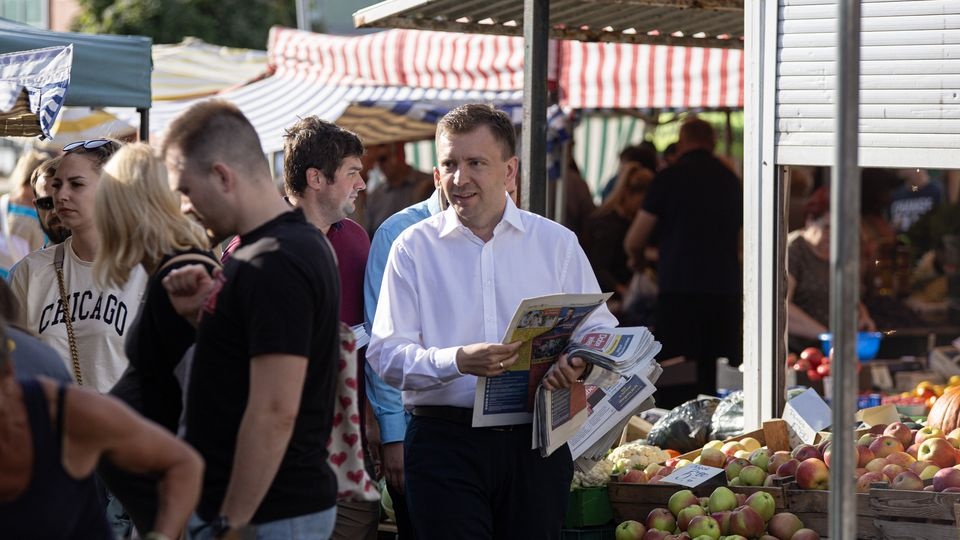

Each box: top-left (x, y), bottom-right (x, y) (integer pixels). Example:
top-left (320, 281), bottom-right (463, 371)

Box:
top-left (155, 252), bottom-right (222, 277)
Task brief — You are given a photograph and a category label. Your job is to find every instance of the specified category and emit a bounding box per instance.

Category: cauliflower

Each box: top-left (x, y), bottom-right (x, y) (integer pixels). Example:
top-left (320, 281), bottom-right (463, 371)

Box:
top-left (571, 458), bottom-right (615, 489)
top-left (607, 442), bottom-right (670, 473)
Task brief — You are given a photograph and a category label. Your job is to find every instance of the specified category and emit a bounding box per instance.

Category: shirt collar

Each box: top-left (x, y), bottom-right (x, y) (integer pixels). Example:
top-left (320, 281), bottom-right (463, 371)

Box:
top-left (438, 193), bottom-right (525, 239)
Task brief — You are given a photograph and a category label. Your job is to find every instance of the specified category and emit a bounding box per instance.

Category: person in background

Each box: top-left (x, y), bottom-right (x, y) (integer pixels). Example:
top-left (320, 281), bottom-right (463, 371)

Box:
top-left (786, 186), bottom-right (876, 349)
top-left (368, 104), bottom-right (618, 539)
top-left (161, 101), bottom-right (341, 540)
top-left (0, 278), bottom-right (71, 383)
top-left (30, 156), bottom-right (72, 246)
top-left (600, 144), bottom-right (659, 202)
top-left (282, 116), bottom-right (377, 540)
top-left (890, 167), bottom-right (943, 234)
top-left (582, 162), bottom-right (654, 308)
top-left (661, 142), bottom-right (679, 168)
top-left (91, 143), bottom-right (218, 534)
top-left (9, 139), bottom-right (147, 394)
top-left (562, 155), bottom-right (596, 240)
top-left (3, 150), bottom-right (49, 254)
top-left (624, 118), bottom-right (742, 406)
top-left (0, 315), bottom-right (204, 540)
top-left (364, 142), bottom-right (433, 236)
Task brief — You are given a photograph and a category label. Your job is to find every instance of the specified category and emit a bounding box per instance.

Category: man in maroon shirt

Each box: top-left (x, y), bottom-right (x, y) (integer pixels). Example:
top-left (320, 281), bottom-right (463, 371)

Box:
top-left (282, 117), bottom-right (375, 539)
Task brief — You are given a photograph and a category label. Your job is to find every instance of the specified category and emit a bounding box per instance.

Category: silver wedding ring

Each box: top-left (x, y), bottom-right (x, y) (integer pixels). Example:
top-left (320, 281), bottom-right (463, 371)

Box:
top-left (499, 361), bottom-right (504, 369)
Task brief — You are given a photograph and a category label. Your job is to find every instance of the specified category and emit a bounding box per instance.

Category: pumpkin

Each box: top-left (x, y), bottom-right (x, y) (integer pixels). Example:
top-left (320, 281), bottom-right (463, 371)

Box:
top-left (926, 388), bottom-right (960, 434)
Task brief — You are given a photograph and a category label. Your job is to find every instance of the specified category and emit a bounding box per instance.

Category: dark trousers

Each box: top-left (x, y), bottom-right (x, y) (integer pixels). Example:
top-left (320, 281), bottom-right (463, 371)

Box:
top-left (655, 292), bottom-right (743, 405)
top-left (386, 479), bottom-right (415, 539)
top-left (404, 415), bottom-right (572, 540)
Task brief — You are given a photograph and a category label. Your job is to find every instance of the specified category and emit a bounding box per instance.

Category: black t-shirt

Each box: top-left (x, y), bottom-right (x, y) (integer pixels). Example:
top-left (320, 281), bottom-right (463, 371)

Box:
top-left (642, 149), bottom-right (742, 295)
top-left (186, 209), bottom-right (341, 523)
top-left (122, 248), bottom-right (218, 432)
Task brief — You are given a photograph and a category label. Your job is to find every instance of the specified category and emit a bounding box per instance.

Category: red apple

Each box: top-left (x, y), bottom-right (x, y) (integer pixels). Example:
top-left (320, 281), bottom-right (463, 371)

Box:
top-left (806, 369), bottom-right (822, 381)
top-left (933, 467), bottom-right (960, 492)
top-left (768, 451), bottom-right (793, 473)
top-left (790, 528), bottom-right (821, 540)
top-left (856, 471), bottom-right (887, 493)
top-left (856, 445), bottom-right (875, 468)
top-left (881, 464), bottom-right (905, 481)
top-left (711, 511), bottom-right (732, 535)
top-left (917, 438), bottom-right (957, 468)
top-left (646, 508), bottom-right (677, 532)
top-left (795, 458), bottom-right (829, 490)
top-left (915, 426), bottom-right (945, 445)
top-left (885, 451), bottom-right (916, 468)
top-left (884, 422), bottom-right (914, 449)
top-left (686, 516), bottom-right (720, 539)
top-left (869, 436), bottom-right (904, 458)
top-left (767, 512), bottom-right (804, 540)
top-left (777, 458), bottom-right (800, 478)
top-left (791, 444), bottom-right (821, 462)
top-left (729, 506), bottom-right (765, 538)
top-left (890, 470), bottom-right (924, 490)
top-left (906, 443), bottom-right (920, 458)
top-left (865, 458), bottom-right (888, 473)
top-left (642, 529), bottom-right (670, 540)
top-left (622, 469), bottom-right (648, 483)
top-left (677, 505), bottom-right (706, 531)
top-left (699, 448), bottom-right (727, 468)
top-left (800, 347), bottom-right (823, 367)
top-left (909, 460), bottom-right (933, 475)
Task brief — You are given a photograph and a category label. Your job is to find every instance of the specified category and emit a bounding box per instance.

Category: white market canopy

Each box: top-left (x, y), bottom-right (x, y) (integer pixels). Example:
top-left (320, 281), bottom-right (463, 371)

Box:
top-left (0, 44), bottom-right (71, 139)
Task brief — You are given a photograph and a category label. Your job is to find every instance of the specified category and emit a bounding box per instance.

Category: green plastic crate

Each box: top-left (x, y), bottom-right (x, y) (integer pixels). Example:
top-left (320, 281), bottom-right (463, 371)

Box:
top-left (565, 486), bottom-right (613, 528)
top-left (561, 524), bottom-right (616, 540)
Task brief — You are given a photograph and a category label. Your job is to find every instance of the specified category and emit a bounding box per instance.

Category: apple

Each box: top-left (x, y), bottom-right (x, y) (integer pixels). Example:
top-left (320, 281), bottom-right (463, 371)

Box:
top-left (617, 520), bottom-right (647, 540)
top-left (642, 530), bottom-right (670, 540)
top-left (734, 450), bottom-right (752, 460)
top-left (668, 490), bottom-right (701, 518)
top-left (699, 448), bottom-right (727, 469)
top-left (729, 506), bottom-right (765, 538)
top-left (915, 426), bottom-right (945, 445)
top-left (909, 461), bottom-right (932, 475)
top-left (933, 467), bottom-right (960, 492)
top-left (677, 505), bottom-right (707, 531)
top-left (943, 487), bottom-right (960, 493)
top-left (881, 464), bottom-right (905, 481)
top-left (790, 528), bottom-right (821, 540)
top-left (856, 471), bottom-right (887, 493)
top-left (726, 536), bottom-right (748, 540)
top-left (725, 458), bottom-right (750, 482)
top-left (728, 477), bottom-right (742, 486)
top-left (647, 508), bottom-right (677, 532)
top-left (704, 440), bottom-right (724, 451)
top-left (721, 441), bottom-right (746, 457)
top-left (854, 468), bottom-right (866, 477)
top-left (906, 443), bottom-right (920, 458)
top-left (924, 485), bottom-right (936, 492)
top-left (646, 463), bottom-right (665, 476)
top-left (764, 474), bottom-right (781, 487)
top-left (710, 511), bottom-right (731, 535)
top-left (749, 448), bottom-right (773, 472)
top-left (623, 470), bottom-right (648, 484)
top-left (946, 428), bottom-right (960, 448)
top-left (865, 458), bottom-right (888, 473)
top-left (885, 451), bottom-right (916, 468)
top-left (806, 369), bottom-right (821, 381)
top-left (800, 347), bottom-right (823, 366)
top-left (686, 516), bottom-right (720, 540)
top-left (858, 433), bottom-right (877, 447)
top-left (920, 465), bottom-right (941, 481)
top-left (869, 436), bottom-right (904, 458)
top-left (745, 491), bottom-right (776, 522)
top-left (739, 465), bottom-right (767, 487)
top-left (795, 458), bottom-right (829, 490)
top-left (675, 459), bottom-right (693, 469)
top-left (767, 451), bottom-right (793, 474)
top-left (739, 437), bottom-right (762, 452)
top-left (856, 445), bottom-right (875, 468)
top-left (891, 470), bottom-right (924, 490)
top-left (699, 497), bottom-right (710, 508)
top-left (791, 444), bottom-right (821, 462)
top-left (707, 487), bottom-right (737, 513)
top-left (884, 422), bottom-right (914, 449)
top-left (918, 438), bottom-right (957, 468)
top-left (767, 512), bottom-right (804, 540)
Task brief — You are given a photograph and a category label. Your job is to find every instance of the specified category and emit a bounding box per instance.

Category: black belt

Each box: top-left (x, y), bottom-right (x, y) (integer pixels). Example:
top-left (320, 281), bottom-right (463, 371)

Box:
top-left (411, 406), bottom-right (528, 432)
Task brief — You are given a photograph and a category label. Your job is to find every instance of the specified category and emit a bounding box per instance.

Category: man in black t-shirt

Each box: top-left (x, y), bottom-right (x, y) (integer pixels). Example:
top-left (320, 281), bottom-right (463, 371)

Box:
top-left (624, 117), bottom-right (743, 407)
top-left (161, 100), bottom-right (341, 539)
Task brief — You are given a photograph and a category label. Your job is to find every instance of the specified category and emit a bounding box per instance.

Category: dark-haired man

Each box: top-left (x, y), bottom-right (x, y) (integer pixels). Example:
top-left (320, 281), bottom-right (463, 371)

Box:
top-left (161, 100), bottom-right (341, 539)
top-left (30, 156), bottom-right (71, 246)
top-left (368, 104), bottom-right (617, 539)
top-left (282, 116), bottom-right (378, 540)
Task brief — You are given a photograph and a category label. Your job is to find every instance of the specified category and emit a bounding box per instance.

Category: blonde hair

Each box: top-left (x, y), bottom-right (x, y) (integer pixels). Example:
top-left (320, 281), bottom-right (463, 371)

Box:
top-left (598, 163), bottom-right (654, 214)
top-left (94, 143), bottom-right (209, 287)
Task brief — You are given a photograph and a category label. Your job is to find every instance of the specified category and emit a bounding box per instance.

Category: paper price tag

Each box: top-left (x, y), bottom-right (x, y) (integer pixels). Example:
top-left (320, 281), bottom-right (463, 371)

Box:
top-left (856, 404), bottom-right (900, 427)
top-left (782, 388), bottom-right (832, 448)
top-left (660, 464), bottom-right (725, 488)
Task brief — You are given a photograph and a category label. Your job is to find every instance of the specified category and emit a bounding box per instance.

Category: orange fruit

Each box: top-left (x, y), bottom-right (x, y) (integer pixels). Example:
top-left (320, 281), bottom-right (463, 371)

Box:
top-left (665, 449), bottom-right (680, 458)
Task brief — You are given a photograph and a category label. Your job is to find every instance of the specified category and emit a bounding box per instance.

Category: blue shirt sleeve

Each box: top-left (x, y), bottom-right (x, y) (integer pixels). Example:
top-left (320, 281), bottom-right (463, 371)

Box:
top-left (363, 220), bottom-right (411, 444)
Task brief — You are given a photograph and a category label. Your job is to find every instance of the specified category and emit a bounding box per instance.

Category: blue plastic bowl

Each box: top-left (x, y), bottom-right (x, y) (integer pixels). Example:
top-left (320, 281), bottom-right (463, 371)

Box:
top-left (818, 331), bottom-right (883, 361)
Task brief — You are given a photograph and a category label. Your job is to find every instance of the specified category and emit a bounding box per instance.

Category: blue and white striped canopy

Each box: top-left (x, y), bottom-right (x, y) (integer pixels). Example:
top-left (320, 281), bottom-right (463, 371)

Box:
top-left (0, 44), bottom-right (71, 139)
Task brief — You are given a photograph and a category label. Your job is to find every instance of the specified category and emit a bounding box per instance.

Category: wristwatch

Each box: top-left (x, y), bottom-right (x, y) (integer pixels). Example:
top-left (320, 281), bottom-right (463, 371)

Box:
top-left (210, 515), bottom-right (232, 538)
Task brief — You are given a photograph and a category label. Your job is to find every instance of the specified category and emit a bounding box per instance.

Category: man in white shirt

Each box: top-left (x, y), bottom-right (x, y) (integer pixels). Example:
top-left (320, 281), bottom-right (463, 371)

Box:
top-left (368, 104), bottom-right (618, 539)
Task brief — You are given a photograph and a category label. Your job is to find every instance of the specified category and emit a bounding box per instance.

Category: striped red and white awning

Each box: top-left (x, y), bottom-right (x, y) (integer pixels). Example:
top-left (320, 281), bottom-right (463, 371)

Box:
top-left (268, 26), bottom-right (536, 91)
top-left (559, 40), bottom-right (744, 110)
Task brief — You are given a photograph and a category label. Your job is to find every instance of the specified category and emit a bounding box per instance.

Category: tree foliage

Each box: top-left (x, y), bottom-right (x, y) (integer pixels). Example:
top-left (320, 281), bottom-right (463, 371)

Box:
top-left (72, 0), bottom-right (297, 49)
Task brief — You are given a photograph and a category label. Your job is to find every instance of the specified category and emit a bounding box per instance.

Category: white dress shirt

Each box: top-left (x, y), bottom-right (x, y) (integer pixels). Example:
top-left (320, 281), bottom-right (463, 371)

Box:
top-left (368, 196), bottom-right (619, 409)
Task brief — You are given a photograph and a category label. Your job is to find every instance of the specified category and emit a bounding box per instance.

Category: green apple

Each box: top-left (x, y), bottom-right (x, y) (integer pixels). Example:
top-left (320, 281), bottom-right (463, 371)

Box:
top-left (615, 519), bottom-right (646, 540)
top-left (687, 516), bottom-right (721, 540)
top-left (677, 505), bottom-right (707, 531)
top-left (708, 486), bottom-right (738, 513)
top-left (745, 491), bottom-right (776, 522)
top-left (667, 489), bottom-right (700, 518)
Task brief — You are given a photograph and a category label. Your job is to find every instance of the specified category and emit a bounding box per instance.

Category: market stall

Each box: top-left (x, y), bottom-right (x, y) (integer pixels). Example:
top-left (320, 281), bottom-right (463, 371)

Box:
top-left (0, 44), bottom-right (71, 140)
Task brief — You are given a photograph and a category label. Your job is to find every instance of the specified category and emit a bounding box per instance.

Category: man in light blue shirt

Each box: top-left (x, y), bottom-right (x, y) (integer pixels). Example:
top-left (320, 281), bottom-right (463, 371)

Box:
top-left (363, 189), bottom-right (442, 539)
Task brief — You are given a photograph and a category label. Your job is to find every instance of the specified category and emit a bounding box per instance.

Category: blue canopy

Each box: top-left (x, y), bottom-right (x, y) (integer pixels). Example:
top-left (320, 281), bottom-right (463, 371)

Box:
top-left (0, 18), bottom-right (151, 109)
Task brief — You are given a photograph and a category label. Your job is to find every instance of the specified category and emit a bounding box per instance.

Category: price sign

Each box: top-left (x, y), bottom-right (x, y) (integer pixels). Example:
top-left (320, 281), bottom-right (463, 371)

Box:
top-left (782, 388), bottom-right (832, 448)
top-left (660, 464), bottom-right (725, 488)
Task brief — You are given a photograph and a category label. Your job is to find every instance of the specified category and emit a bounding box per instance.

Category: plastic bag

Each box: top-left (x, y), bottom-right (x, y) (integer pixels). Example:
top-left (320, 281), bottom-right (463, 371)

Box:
top-left (710, 390), bottom-right (744, 441)
top-left (646, 397), bottom-right (720, 454)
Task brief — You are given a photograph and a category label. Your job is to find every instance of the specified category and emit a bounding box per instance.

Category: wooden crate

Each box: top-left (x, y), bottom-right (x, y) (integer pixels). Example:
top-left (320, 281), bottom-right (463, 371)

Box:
top-left (676, 419), bottom-right (792, 462)
top-left (783, 483), bottom-right (879, 539)
top-left (868, 487), bottom-right (960, 540)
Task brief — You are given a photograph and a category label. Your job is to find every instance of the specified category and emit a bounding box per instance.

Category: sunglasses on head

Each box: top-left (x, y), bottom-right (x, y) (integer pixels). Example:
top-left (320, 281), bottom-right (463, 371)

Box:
top-left (62, 139), bottom-right (111, 153)
top-left (34, 196), bottom-right (54, 211)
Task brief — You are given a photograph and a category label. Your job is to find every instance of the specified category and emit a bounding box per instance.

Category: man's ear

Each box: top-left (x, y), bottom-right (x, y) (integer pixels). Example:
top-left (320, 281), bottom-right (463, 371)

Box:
top-left (504, 156), bottom-right (519, 188)
top-left (211, 162), bottom-right (237, 193)
top-left (306, 167), bottom-right (327, 190)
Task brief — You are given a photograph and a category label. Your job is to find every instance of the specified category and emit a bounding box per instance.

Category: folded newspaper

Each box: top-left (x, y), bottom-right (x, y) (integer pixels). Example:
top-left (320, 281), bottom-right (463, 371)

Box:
top-left (471, 293), bottom-right (661, 458)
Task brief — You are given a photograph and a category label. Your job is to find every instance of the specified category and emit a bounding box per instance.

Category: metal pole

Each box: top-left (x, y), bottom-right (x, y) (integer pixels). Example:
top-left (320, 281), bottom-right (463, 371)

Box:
top-left (521, 0), bottom-right (548, 216)
top-left (295, 0), bottom-right (310, 31)
top-left (138, 108), bottom-right (149, 142)
top-left (829, 2), bottom-right (860, 540)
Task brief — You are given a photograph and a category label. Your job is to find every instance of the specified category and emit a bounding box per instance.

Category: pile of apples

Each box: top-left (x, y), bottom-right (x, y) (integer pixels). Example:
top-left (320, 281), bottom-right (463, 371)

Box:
top-left (847, 422), bottom-right (960, 493)
top-left (614, 487), bottom-right (819, 540)
top-left (785, 348), bottom-right (832, 381)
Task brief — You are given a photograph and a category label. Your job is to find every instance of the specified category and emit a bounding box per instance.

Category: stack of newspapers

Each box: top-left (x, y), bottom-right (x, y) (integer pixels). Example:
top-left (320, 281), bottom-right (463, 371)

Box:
top-left (469, 293), bottom-right (662, 459)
